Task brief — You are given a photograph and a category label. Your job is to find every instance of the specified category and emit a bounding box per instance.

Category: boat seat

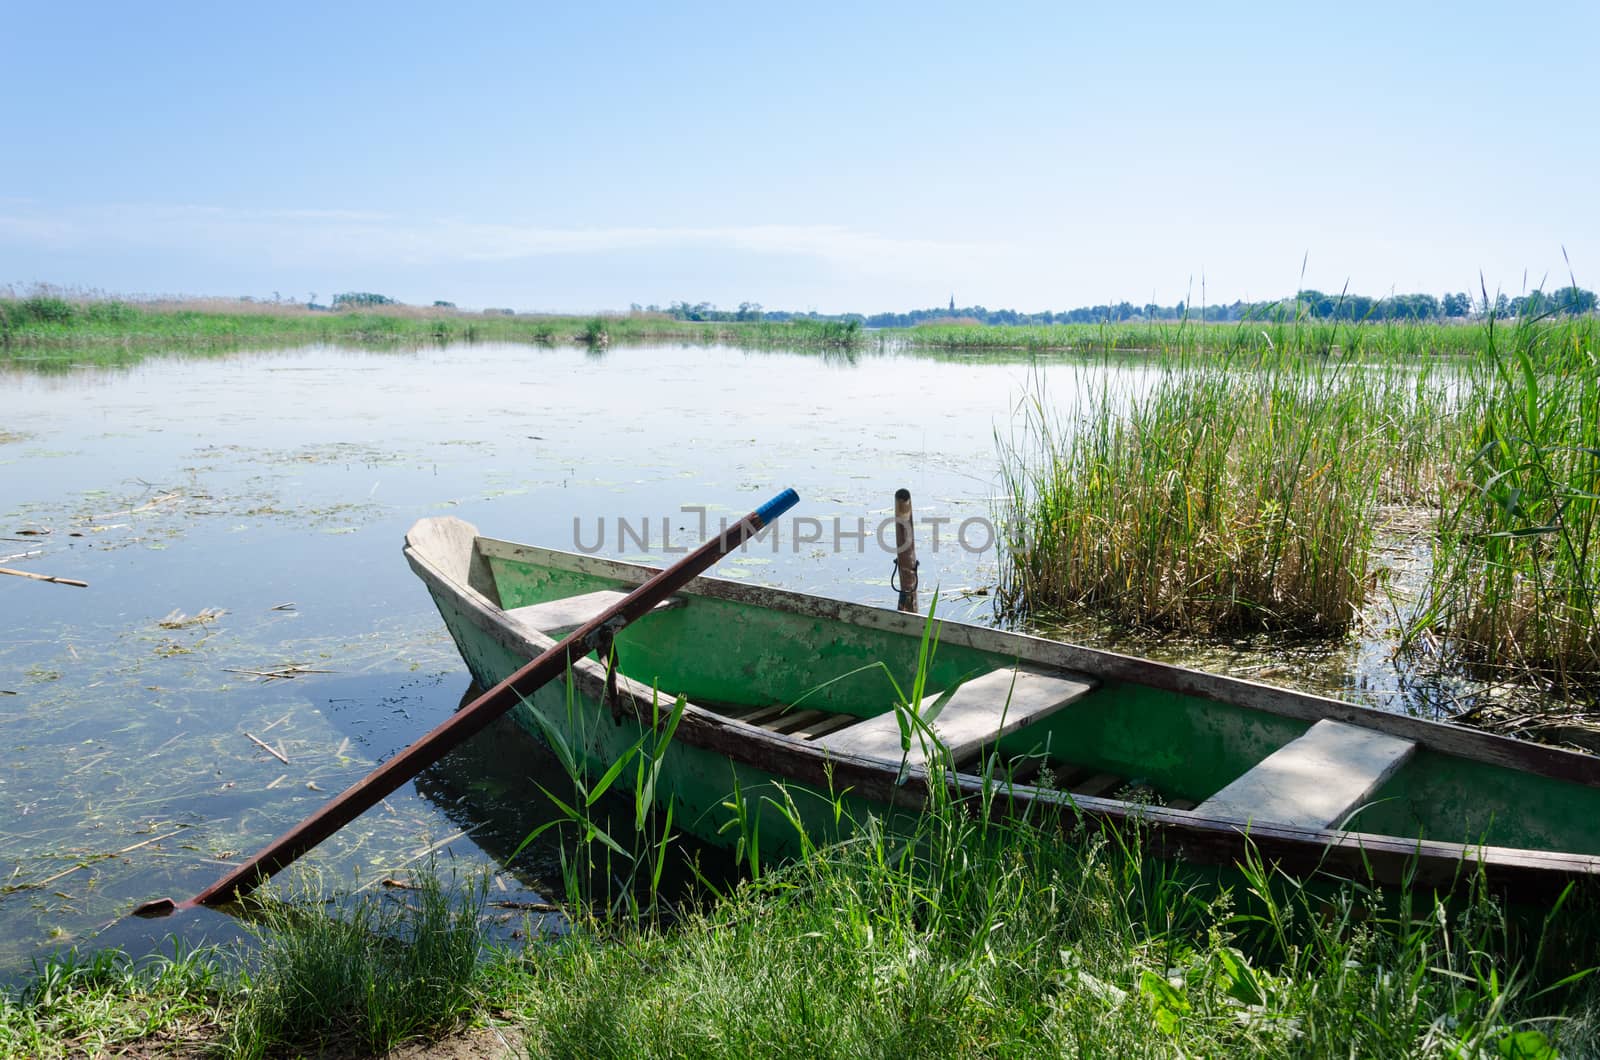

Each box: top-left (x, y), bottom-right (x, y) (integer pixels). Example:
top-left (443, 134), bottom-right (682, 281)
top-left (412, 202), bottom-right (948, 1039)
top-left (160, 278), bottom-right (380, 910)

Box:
top-left (814, 665), bottom-right (1097, 772)
top-left (1193, 718), bottom-right (1416, 830)
top-left (504, 590), bottom-right (685, 637)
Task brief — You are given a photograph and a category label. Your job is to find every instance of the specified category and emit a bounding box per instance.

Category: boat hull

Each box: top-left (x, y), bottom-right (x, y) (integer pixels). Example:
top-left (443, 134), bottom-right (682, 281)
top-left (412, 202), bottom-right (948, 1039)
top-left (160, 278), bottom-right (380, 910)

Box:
top-left (407, 517), bottom-right (1600, 900)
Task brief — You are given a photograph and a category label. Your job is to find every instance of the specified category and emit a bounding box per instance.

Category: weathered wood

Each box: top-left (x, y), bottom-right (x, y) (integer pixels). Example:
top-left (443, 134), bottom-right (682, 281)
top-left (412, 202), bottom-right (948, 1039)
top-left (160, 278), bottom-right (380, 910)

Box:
top-left (1196, 719), bottom-right (1416, 830)
top-left (740, 704), bottom-right (789, 727)
top-left (403, 517), bottom-right (501, 606)
top-left (506, 590), bottom-right (684, 636)
top-left (244, 731), bottom-right (291, 765)
top-left (1073, 772), bottom-right (1123, 797)
top-left (767, 709), bottom-right (831, 736)
top-left (1002, 755), bottom-right (1048, 786)
top-left (791, 713), bottom-right (860, 740)
top-left (421, 525), bottom-right (1600, 901)
top-left (814, 666), bottom-right (1096, 771)
top-left (472, 535), bottom-right (1600, 791)
top-left (0, 566), bottom-right (88, 588)
top-left (893, 488), bottom-right (919, 613)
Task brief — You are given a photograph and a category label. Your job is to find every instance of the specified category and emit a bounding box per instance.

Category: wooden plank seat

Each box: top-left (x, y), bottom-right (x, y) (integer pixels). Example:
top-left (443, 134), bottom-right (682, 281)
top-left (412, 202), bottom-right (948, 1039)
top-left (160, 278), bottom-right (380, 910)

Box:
top-left (504, 590), bottom-right (685, 637)
top-left (813, 666), bottom-right (1097, 772)
top-left (714, 701), bottom-right (860, 741)
top-left (1194, 718), bottom-right (1417, 830)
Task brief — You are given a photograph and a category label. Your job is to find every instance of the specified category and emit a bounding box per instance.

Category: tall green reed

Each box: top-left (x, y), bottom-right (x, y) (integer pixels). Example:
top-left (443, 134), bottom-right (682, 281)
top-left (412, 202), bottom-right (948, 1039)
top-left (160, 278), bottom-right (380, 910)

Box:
top-left (510, 656), bottom-right (690, 925)
top-left (995, 347), bottom-right (1455, 634)
top-left (1406, 311), bottom-right (1600, 694)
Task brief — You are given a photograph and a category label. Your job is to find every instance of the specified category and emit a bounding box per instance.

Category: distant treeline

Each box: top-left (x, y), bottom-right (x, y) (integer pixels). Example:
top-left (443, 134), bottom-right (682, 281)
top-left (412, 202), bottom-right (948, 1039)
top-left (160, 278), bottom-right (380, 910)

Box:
top-left (645, 287), bottom-right (1598, 328)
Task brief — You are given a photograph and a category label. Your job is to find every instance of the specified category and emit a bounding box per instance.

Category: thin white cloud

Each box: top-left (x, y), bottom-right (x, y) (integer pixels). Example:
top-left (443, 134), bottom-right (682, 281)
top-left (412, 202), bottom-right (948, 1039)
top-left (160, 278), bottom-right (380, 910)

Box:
top-left (0, 201), bottom-right (1005, 279)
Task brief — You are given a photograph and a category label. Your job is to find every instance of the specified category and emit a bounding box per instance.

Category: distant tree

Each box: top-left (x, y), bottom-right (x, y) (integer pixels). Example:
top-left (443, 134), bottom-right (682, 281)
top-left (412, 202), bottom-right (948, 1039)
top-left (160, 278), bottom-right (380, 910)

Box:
top-left (433, 300), bottom-right (456, 309)
top-left (1383, 293), bottom-right (1439, 320)
top-left (332, 292), bottom-right (395, 309)
top-left (1511, 292), bottom-right (1547, 318)
top-left (1550, 286), bottom-right (1597, 315)
top-left (1297, 289), bottom-right (1333, 318)
top-left (1442, 292), bottom-right (1471, 318)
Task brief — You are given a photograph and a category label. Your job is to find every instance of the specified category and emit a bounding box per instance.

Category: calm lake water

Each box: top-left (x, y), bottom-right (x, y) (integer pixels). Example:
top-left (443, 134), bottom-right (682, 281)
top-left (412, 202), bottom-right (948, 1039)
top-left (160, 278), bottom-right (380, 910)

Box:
top-left (0, 341), bottom-right (1426, 972)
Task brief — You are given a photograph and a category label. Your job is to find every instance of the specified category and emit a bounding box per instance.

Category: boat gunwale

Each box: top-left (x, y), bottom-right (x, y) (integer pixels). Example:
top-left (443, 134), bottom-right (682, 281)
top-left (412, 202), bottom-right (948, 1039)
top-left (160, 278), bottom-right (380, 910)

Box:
top-left (472, 534), bottom-right (1600, 792)
top-left (403, 518), bottom-right (1600, 898)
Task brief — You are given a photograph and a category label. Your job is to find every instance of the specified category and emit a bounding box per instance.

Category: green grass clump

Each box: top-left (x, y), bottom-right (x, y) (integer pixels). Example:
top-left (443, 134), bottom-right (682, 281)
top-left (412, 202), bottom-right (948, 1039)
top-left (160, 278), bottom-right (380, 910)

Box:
top-left (222, 870), bottom-right (486, 1057)
top-left (498, 800), bottom-right (1594, 1059)
top-left (996, 350), bottom-right (1453, 634)
top-left (1409, 313), bottom-right (1600, 694)
top-left (5, 808), bottom-right (1595, 1057)
top-left (0, 945), bottom-right (224, 1058)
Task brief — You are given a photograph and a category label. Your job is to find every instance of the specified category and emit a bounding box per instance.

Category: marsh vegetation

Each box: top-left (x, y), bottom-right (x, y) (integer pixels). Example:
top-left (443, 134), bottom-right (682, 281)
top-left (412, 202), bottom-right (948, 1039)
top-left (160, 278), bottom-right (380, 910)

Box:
top-left (5, 780), bottom-right (1597, 1057)
top-left (0, 291), bottom-right (866, 370)
top-left (3, 311), bottom-right (1598, 1055)
top-left (998, 312), bottom-right (1600, 708)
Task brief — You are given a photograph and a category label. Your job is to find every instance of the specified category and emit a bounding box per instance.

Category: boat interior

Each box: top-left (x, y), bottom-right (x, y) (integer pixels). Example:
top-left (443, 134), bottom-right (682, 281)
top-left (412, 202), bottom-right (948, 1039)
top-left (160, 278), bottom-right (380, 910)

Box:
top-left (422, 530), bottom-right (1600, 857)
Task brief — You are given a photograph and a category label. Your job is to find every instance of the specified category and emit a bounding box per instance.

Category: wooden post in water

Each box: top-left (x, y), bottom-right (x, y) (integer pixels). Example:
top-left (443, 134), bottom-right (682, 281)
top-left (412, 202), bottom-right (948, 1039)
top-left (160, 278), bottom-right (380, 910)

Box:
top-left (893, 488), bottom-right (920, 613)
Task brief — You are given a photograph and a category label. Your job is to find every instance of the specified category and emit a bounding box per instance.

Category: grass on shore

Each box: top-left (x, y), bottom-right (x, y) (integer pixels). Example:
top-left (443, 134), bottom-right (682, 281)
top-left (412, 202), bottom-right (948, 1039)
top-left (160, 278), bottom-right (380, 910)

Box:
top-left (222, 871), bottom-right (486, 1058)
top-left (508, 797), bottom-right (1599, 1060)
top-left (0, 944), bottom-right (226, 1057)
top-left (5, 631), bottom-right (1596, 1057)
top-left (5, 802), bottom-right (1595, 1058)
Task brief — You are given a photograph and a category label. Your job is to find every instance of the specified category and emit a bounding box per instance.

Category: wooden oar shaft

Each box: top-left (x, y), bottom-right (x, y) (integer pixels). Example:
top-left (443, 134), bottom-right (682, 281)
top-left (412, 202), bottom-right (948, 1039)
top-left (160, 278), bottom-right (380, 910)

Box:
top-left (135, 489), bottom-right (797, 917)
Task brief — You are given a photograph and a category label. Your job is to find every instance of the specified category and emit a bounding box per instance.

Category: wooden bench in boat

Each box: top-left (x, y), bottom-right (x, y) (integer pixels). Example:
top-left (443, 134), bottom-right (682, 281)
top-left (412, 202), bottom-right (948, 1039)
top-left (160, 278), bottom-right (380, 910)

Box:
top-left (718, 702), bottom-right (861, 741)
top-left (1193, 718), bottom-right (1417, 830)
top-left (505, 590), bottom-right (685, 637)
top-left (813, 666), bottom-right (1097, 772)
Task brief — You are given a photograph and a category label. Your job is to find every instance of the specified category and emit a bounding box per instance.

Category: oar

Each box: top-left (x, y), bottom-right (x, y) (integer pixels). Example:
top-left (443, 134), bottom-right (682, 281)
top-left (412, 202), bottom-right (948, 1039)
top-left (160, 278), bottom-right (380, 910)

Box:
top-left (134, 488), bottom-right (799, 917)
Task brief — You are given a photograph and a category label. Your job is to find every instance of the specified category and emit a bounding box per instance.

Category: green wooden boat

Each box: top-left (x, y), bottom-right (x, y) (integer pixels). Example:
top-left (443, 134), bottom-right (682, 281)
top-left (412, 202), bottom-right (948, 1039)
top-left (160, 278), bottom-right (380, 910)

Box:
top-left (406, 516), bottom-right (1600, 899)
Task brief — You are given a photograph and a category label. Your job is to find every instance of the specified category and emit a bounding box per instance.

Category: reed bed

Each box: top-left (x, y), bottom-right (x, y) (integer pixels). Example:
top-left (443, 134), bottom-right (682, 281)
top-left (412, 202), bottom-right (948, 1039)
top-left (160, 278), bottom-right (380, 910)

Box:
top-left (899, 315), bottom-right (1586, 361)
top-left (0, 295), bottom-right (864, 369)
top-left (997, 350), bottom-right (1462, 635)
top-left (1407, 315), bottom-right (1600, 694)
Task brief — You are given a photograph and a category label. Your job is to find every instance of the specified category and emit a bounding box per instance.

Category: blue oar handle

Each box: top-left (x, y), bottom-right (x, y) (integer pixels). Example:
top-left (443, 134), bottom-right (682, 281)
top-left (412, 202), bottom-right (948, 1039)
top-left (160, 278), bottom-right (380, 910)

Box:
top-left (753, 487), bottom-right (800, 528)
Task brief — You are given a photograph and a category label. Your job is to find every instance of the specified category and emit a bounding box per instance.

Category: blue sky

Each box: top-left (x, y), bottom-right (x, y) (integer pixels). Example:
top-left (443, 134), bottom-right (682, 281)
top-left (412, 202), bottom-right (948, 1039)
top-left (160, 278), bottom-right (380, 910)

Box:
top-left (3, 2), bottom-right (1595, 313)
